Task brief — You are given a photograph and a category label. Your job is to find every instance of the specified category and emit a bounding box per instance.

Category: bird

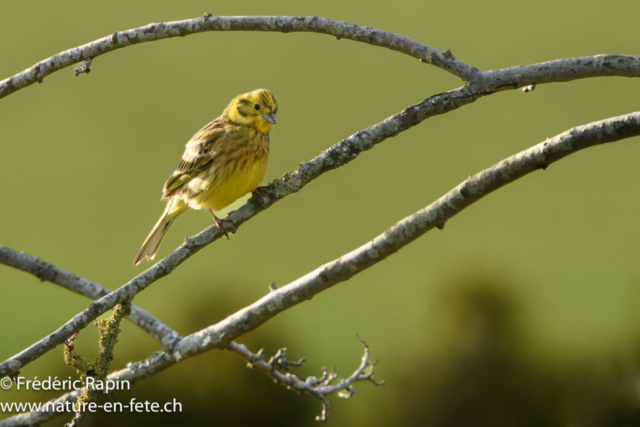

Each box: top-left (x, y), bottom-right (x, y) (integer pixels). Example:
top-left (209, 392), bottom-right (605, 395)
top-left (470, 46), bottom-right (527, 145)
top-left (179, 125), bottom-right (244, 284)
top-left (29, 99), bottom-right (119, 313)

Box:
top-left (134, 88), bottom-right (278, 265)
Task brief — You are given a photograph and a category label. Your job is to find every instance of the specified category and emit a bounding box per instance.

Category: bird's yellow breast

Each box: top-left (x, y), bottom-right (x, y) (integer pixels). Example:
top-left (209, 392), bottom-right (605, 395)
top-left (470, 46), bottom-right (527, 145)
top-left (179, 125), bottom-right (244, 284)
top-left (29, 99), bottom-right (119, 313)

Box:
top-left (184, 133), bottom-right (269, 211)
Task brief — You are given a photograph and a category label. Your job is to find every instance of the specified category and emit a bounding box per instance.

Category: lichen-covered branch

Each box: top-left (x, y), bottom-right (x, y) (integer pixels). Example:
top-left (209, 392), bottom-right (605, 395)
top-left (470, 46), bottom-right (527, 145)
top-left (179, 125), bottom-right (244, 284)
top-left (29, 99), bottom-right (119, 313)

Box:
top-left (228, 340), bottom-right (383, 422)
top-left (4, 112), bottom-right (638, 427)
top-left (0, 246), bottom-right (181, 349)
top-left (63, 300), bottom-right (131, 426)
top-left (0, 14), bottom-right (477, 100)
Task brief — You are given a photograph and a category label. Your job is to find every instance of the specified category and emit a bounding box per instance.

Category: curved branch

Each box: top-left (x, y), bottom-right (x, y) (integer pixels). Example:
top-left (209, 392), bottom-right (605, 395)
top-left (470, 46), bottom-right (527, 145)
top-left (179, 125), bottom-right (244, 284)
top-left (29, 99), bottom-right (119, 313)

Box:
top-left (0, 246), bottom-right (181, 349)
top-left (4, 111), bottom-right (639, 427)
top-left (4, 14), bottom-right (639, 101)
top-left (0, 15), bottom-right (477, 100)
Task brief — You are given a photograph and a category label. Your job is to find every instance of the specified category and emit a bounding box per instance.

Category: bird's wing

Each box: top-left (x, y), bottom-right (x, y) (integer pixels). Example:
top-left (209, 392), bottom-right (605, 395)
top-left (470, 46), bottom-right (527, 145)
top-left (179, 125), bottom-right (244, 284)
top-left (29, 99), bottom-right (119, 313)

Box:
top-left (162, 119), bottom-right (227, 199)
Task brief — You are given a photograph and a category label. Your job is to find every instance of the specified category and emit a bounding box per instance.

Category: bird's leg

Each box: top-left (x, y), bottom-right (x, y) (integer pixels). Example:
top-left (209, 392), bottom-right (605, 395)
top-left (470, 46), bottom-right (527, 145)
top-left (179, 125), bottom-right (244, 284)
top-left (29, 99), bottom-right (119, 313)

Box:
top-left (209, 209), bottom-right (230, 240)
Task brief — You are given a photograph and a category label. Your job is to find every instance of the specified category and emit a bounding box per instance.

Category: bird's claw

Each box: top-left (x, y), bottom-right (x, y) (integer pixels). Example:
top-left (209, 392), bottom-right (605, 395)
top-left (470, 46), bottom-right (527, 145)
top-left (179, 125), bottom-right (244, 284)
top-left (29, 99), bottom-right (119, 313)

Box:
top-left (209, 210), bottom-right (232, 240)
top-left (253, 186), bottom-right (275, 199)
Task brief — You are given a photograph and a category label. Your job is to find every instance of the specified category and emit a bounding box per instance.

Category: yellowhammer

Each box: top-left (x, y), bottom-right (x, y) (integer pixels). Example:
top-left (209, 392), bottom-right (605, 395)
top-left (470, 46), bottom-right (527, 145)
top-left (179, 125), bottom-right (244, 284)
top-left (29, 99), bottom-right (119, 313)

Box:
top-left (134, 89), bottom-right (278, 265)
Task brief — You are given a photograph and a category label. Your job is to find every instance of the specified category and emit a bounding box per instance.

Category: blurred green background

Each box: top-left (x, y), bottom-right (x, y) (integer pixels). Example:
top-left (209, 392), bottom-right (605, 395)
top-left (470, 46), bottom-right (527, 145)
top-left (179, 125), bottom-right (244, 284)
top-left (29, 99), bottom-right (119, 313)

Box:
top-left (2, 0), bottom-right (640, 425)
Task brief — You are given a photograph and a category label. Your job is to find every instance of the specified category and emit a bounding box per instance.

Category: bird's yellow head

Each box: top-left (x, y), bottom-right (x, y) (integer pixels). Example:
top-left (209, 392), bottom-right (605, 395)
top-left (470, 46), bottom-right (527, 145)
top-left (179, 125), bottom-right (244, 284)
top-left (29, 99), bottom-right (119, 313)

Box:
top-left (224, 89), bottom-right (278, 134)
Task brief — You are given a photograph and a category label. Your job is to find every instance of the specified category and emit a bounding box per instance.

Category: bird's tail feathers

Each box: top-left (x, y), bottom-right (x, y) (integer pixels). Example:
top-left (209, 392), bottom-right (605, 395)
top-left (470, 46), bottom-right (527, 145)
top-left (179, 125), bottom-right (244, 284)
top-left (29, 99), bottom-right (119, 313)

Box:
top-left (134, 199), bottom-right (187, 265)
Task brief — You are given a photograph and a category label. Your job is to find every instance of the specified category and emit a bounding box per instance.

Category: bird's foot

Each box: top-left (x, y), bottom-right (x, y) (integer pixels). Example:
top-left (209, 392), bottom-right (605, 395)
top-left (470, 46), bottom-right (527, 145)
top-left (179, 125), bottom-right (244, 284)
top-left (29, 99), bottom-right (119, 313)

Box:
top-left (252, 185), bottom-right (275, 200)
top-left (209, 210), bottom-right (232, 240)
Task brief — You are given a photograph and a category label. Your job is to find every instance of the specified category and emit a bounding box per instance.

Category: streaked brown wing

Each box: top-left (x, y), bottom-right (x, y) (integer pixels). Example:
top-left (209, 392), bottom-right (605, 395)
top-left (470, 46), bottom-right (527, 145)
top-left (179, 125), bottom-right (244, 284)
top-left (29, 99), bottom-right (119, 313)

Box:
top-left (162, 119), bottom-right (227, 199)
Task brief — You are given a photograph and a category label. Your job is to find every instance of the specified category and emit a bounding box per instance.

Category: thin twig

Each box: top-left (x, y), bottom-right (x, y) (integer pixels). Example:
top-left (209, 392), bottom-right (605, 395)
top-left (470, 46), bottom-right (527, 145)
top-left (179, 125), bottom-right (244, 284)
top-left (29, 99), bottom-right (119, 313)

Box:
top-left (4, 112), bottom-right (639, 427)
top-left (73, 58), bottom-right (91, 76)
top-left (228, 340), bottom-right (383, 422)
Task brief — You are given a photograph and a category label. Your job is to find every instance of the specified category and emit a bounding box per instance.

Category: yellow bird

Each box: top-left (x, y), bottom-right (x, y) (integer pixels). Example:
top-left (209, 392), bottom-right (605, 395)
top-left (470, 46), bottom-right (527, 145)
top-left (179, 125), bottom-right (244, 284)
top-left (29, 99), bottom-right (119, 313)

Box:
top-left (134, 89), bottom-right (278, 265)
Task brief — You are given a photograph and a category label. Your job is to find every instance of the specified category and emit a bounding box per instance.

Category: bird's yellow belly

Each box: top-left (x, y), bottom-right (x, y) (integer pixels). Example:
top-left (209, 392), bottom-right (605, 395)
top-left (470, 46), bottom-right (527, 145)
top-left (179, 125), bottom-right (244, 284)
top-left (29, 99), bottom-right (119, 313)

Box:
top-left (185, 156), bottom-right (268, 211)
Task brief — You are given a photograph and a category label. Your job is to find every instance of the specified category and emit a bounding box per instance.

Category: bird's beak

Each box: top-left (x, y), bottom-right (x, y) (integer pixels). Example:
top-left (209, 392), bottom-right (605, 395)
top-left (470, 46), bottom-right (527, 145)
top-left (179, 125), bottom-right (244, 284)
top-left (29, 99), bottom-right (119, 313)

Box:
top-left (263, 113), bottom-right (276, 124)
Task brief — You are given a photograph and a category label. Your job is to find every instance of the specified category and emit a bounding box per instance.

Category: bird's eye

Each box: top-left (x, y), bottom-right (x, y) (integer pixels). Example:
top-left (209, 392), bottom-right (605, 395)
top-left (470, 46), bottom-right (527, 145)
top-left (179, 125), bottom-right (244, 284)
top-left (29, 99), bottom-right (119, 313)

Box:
top-left (254, 104), bottom-right (261, 111)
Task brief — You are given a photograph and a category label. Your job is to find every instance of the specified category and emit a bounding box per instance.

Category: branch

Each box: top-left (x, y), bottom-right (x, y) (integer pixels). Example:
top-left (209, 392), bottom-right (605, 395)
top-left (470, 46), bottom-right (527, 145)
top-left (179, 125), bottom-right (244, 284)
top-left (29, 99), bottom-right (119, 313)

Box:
top-left (0, 246), bottom-right (181, 349)
top-left (2, 21), bottom-right (639, 376)
top-left (0, 15), bottom-right (477, 100)
top-left (4, 111), bottom-right (639, 426)
top-left (3, 14), bottom-right (639, 101)
top-left (228, 340), bottom-right (383, 422)
top-left (481, 54), bottom-right (640, 91)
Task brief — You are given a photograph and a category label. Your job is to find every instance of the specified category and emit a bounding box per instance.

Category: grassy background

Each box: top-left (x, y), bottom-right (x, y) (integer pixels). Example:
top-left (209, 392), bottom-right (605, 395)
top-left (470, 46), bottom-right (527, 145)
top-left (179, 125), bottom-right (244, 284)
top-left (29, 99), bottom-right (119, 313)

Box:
top-left (1, 0), bottom-right (640, 425)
